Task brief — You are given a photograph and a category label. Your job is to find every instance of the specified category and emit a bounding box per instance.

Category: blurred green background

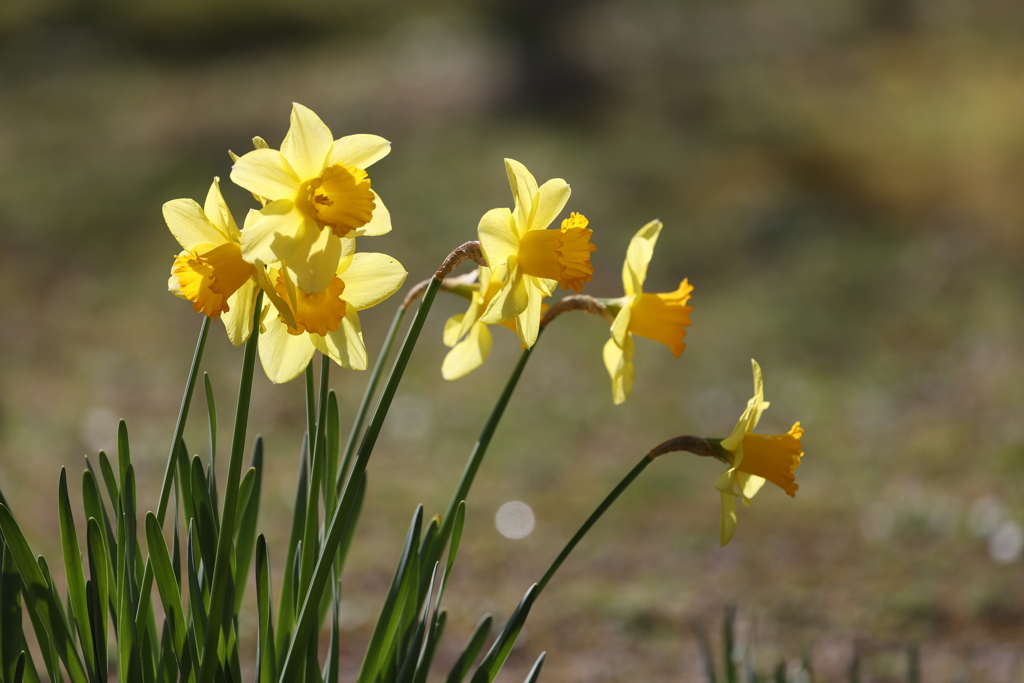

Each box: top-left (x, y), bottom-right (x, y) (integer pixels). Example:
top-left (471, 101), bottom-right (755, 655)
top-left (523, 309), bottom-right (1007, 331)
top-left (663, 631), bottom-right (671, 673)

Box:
top-left (3, 0), bottom-right (1024, 679)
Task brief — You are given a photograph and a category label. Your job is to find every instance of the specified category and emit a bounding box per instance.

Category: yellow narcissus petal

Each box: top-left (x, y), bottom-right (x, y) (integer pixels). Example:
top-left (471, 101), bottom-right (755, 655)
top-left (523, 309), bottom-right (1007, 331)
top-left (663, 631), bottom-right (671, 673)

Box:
top-left (478, 207), bottom-right (517, 269)
top-left (736, 471), bottom-right (767, 502)
top-left (240, 202), bottom-right (307, 266)
top-left (336, 252), bottom-right (407, 310)
top-left (514, 279), bottom-right (545, 349)
top-left (505, 158), bottom-right (539, 233)
top-left (280, 103), bottom-right (333, 180)
top-left (627, 279), bottom-right (693, 358)
top-left (443, 313), bottom-right (469, 347)
top-left (609, 303), bottom-right (632, 347)
top-left (529, 178), bottom-right (572, 236)
top-left (603, 335), bottom-right (635, 405)
top-left (738, 423), bottom-right (804, 497)
top-left (354, 192), bottom-right (391, 237)
top-left (259, 305), bottom-right (317, 383)
top-left (163, 198), bottom-right (229, 250)
top-left (719, 491), bottom-right (738, 546)
top-left (442, 322), bottom-right (493, 380)
top-left (284, 219), bottom-right (344, 294)
top-left (623, 219), bottom-right (662, 297)
top-left (230, 148), bottom-right (300, 200)
top-left (221, 279), bottom-right (257, 347)
top-left (721, 360), bottom-right (770, 454)
top-left (330, 134), bottom-right (391, 169)
top-left (203, 177), bottom-right (239, 239)
top-left (317, 306), bottom-right (368, 370)
top-left (480, 259), bottom-right (528, 325)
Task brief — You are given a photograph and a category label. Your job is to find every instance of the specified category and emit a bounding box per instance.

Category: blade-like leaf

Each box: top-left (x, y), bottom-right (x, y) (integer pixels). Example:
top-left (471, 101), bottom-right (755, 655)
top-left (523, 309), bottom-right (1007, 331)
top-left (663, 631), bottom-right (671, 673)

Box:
top-left (58, 469), bottom-right (96, 682)
top-left (470, 584), bottom-right (540, 683)
top-left (522, 652), bottom-right (546, 683)
top-left (445, 615), bottom-right (492, 683)
top-left (255, 535), bottom-right (276, 683)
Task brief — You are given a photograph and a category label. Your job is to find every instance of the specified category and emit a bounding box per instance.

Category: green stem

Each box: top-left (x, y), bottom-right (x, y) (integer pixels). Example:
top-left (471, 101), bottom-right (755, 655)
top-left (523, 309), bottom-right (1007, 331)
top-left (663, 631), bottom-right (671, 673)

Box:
top-left (537, 454), bottom-right (653, 592)
top-left (156, 316), bottom-right (211, 526)
top-left (197, 292), bottom-right (263, 683)
top-left (337, 305), bottom-right (407, 495)
top-left (277, 278), bottom-right (442, 683)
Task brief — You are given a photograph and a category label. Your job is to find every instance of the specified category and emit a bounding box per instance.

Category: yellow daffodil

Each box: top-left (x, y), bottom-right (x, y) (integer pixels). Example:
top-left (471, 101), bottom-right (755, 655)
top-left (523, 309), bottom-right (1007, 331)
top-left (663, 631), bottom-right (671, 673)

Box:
top-left (441, 266), bottom-right (515, 380)
top-left (230, 103), bottom-right (392, 295)
top-left (715, 360), bottom-right (804, 546)
top-left (258, 239), bottom-right (407, 383)
top-left (603, 220), bottom-right (693, 404)
top-left (478, 159), bottom-right (596, 348)
top-left (166, 178), bottom-right (262, 345)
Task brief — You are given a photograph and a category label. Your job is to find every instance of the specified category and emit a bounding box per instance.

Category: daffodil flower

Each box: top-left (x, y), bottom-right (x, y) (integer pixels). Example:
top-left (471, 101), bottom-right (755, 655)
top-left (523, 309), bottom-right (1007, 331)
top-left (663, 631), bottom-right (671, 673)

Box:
top-left (602, 220), bottom-right (693, 404)
top-left (230, 103), bottom-right (392, 295)
top-left (478, 159), bottom-right (596, 348)
top-left (715, 360), bottom-right (804, 546)
top-left (258, 239), bottom-right (407, 383)
top-left (166, 178), bottom-right (263, 345)
top-left (441, 266), bottom-right (515, 380)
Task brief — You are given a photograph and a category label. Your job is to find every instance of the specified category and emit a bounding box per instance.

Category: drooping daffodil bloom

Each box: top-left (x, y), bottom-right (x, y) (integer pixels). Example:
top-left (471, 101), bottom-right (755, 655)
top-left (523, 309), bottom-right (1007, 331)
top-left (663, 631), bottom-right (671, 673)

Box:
top-left (166, 177), bottom-right (265, 345)
top-left (603, 220), bottom-right (693, 404)
top-left (230, 103), bottom-right (392, 295)
top-left (258, 239), bottom-right (407, 383)
top-left (478, 159), bottom-right (596, 349)
top-left (715, 360), bottom-right (804, 546)
top-left (441, 266), bottom-right (515, 380)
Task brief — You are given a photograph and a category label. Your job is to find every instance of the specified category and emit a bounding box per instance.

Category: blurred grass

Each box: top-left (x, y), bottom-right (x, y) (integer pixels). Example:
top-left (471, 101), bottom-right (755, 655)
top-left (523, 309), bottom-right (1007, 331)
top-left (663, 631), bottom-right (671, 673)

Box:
top-left (3, 0), bottom-right (1024, 679)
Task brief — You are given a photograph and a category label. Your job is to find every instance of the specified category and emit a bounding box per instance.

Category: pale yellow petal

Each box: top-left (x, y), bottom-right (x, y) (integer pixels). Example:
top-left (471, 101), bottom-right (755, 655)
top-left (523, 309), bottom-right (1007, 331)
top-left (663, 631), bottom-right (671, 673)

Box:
top-left (163, 198), bottom-right (228, 250)
top-left (259, 305), bottom-right (315, 383)
top-left (609, 303), bottom-right (632, 347)
top-left (353, 191), bottom-right (392, 237)
top-left (529, 178), bottom-right (571, 233)
top-left (480, 260), bottom-right (527, 325)
top-left (603, 336), bottom-right (634, 405)
top-left (329, 134), bottom-right (391, 169)
top-left (255, 266), bottom-right (296, 330)
top-left (284, 224), bottom-right (343, 294)
top-left (504, 158), bottom-right (538, 231)
top-left (281, 103), bottom-right (333, 180)
top-left (737, 472), bottom-right (767, 502)
top-left (203, 177), bottom-right (239, 238)
top-left (319, 306), bottom-right (368, 370)
top-left (168, 259), bottom-right (187, 299)
top-left (623, 219), bottom-right (662, 296)
top-left (719, 491), bottom-right (738, 546)
top-left (478, 207), bottom-right (517, 268)
top-left (514, 278), bottom-right (545, 348)
top-left (221, 279), bottom-right (256, 347)
top-left (240, 203), bottom-right (308, 266)
top-left (337, 252), bottom-right (407, 310)
top-left (721, 360), bottom-right (771, 453)
top-left (231, 148), bottom-right (300, 200)
top-left (443, 313), bottom-right (468, 348)
top-left (441, 322), bottom-right (493, 380)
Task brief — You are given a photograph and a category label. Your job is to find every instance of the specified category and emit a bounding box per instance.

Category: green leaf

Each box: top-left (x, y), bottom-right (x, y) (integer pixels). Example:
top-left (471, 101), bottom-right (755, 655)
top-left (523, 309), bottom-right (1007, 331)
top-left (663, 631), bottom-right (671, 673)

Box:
top-left (145, 513), bottom-right (198, 681)
top-left (117, 420), bottom-right (131, 498)
top-left (97, 451), bottom-right (120, 521)
top-left (185, 523), bottom-right (208, 648)
top-left (395, 562), bottom-right (438, 683)
top-left (2, 541), bottom-right (36, 683)
top-left (255, 535), bottom-right (276, 683)
top-left (86, 519), bottom-right (110, 679)
top-left (355, 506), bottom-right (424, 683)
top-left (470, 584), bottom-right (540, 683)
top-left (522, 653), bottom-right (546, 683)
top-left (0, 505), bottom-right (89, 683)
top-left (411, 610), bottom-right (446, 683)
top-left (58, 469), bottom-right (96, 682)
top-left (324, 391), bottom-right (340, 516)
top-left (444, 615), bottom-right (491, 683)
top-left (274, 449), bottom-right (309, 665)
top-left (81, 468), bottom-right (117, 585)
top-left (233, 437), bottom-right (263, 614)
top-left (204, 373), bottom-right (217, 466)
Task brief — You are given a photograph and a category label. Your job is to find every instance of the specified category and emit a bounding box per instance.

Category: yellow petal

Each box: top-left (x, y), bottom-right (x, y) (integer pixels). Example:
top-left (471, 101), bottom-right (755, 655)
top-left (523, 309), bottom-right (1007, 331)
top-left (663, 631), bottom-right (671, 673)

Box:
top-left (221, 279), bottom-right (256, 347)
top-left (609, 303), bottom-right (632, 347)
top-left (504, 158), bottom-right (538, 232)
top-left (736, 471), bottom-right (767, 502)
top-left (337, 252), bottom-right (407, 310)
top-left (514, 277), bottom-right (545, 349)
top-left (318, 306), bottom-right (368, 370)
top-left (203, 177), bottom-right (239, 238)
top-left (480, 259), bottom-right (527, 325)
top-left (441, 322), bottom-right (493, 380)
top-left (163, 198), bottom-right (228, 250)
top-left (443, 313), bottom-right (468, 347)
top-left (478, 207), bottom-right (517, 269)
top-left (281, 103), bottom-right (333, 180)
top-left (719, 491), bottom-right (737, 546)
top-left (623, 219), bottom-right (662, 296)
top-left (721, 359), bottom-right (771, 453)
top-left (329, 134), bottom-right (391, 169)
top-left (284, 222), bottom-right (343, 295)
top-left (529, 178), bottom-right (571, 233)
top-left (231, 148), bottom-right (300, 200)
top-left (602, 336), bottom-right (634, 405)
top-left (258, 305), bottom-right (316, 383)
top-left (354, 191), bottom-right (392, 237)
top-left (240, 202), bottom-right (308, 266)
